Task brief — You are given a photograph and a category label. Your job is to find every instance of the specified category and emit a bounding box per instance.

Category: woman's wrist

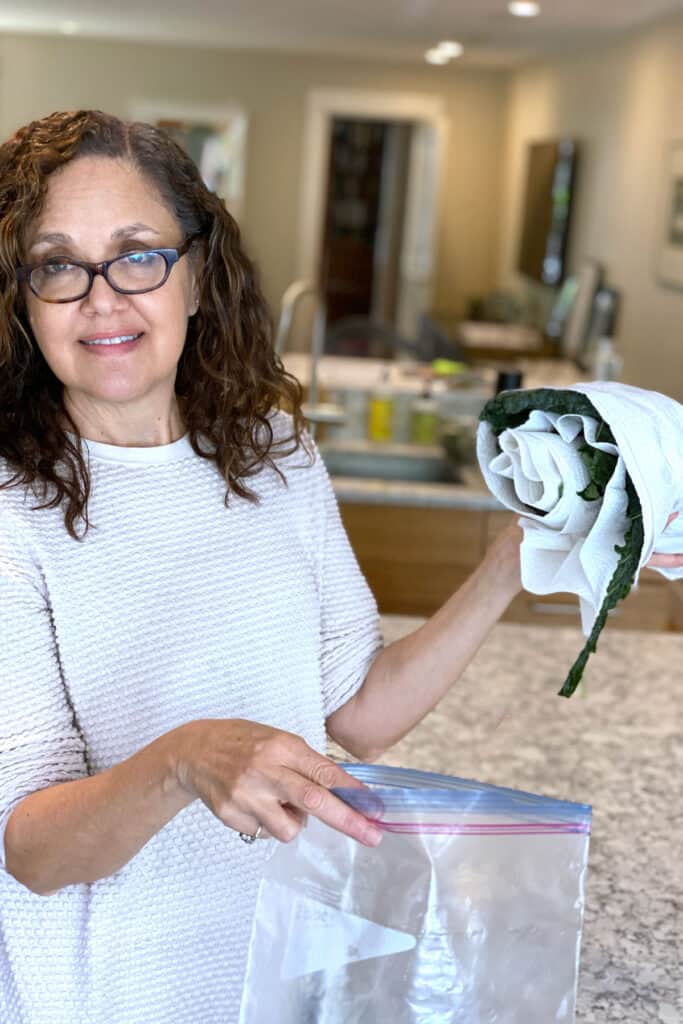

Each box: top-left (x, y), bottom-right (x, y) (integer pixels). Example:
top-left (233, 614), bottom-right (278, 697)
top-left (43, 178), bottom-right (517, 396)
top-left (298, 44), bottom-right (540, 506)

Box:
top-left (154, 725), bottom-right (198, 807)
top-left (484, 521), bottom-right (523, 603)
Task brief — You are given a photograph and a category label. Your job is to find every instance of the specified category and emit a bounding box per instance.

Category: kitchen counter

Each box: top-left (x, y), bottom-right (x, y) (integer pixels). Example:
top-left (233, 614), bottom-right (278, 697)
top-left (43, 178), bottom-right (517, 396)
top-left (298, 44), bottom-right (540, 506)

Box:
top-left (339, 617), bottom-right (683, 1023)
top-left (284, 351), bottom-right (585, 510)
top-left (283, 353), bottom-right (584, 395)
top-left (330, 466), bottom-right (500, 510)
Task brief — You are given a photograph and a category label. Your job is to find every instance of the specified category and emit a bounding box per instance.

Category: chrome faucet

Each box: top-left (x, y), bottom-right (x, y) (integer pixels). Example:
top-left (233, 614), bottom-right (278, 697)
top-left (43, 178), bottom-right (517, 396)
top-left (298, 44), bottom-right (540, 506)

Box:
top-left (274, 280), bottom-right (345, 439)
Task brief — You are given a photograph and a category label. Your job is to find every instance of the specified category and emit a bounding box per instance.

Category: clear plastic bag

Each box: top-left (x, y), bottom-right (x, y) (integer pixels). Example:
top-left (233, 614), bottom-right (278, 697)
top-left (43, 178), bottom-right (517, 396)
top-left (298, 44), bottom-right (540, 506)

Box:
top-left (239, 764), bottom-right (591, 1024)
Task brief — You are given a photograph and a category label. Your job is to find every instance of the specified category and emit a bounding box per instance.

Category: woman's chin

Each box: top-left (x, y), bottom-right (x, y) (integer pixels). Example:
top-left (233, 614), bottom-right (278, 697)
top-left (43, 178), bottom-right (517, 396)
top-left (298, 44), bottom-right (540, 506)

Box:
top-left (65, 380), bottom-right (176, 414)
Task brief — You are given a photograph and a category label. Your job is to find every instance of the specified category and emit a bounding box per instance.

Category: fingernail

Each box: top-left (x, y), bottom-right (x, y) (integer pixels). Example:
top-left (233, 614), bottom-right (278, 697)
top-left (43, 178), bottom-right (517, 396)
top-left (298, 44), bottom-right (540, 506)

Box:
top-left (365, 827), bottom-right (383, 847)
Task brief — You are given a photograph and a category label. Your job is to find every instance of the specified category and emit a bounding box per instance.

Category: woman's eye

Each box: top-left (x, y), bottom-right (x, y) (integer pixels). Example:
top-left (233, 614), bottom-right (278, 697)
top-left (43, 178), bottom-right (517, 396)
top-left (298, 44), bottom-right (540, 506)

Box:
top-left (43, 261), bottom-right (74, 275)
top-left (121, 251), bottom-right (157, 266)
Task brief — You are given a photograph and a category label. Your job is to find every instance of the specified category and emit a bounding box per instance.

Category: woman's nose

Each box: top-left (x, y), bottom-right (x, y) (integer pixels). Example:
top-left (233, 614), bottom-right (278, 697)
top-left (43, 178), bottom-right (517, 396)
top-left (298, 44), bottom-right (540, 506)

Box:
top-left (80, 271), bottom-right (129, 315)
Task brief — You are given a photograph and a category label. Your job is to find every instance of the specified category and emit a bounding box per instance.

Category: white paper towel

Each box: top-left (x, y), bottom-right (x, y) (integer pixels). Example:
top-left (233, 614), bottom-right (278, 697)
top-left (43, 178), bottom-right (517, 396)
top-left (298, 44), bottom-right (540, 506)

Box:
top-left (477, 381), bottom-right (683, 635)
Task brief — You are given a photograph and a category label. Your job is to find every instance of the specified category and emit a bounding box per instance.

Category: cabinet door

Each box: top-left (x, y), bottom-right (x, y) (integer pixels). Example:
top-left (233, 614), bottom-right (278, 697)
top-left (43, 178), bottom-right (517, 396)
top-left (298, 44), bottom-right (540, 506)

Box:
top-left (339, 503), bottom-right (485, 617)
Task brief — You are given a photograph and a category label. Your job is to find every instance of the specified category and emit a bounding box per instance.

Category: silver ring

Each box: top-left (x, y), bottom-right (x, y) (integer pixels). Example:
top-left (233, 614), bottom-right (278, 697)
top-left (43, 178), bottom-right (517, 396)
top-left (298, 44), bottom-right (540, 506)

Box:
top-left (238, 824), bottom-right (263, 845)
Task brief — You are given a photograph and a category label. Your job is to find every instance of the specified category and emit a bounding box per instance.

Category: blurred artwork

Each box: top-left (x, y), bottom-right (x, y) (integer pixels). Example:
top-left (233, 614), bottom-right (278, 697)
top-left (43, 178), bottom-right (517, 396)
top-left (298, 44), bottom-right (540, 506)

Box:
top-left (132, 105), bottom-right (247, 221)
top-left (668, 177), bottom-right (683, 247)
top-left (658, 141), bottom-right (683, 290)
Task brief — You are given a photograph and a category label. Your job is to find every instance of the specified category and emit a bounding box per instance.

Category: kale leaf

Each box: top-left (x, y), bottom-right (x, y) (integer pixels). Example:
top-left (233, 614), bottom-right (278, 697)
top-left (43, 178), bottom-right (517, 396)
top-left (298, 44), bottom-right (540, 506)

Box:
top-left (479, 388), bottom-right (643, 698)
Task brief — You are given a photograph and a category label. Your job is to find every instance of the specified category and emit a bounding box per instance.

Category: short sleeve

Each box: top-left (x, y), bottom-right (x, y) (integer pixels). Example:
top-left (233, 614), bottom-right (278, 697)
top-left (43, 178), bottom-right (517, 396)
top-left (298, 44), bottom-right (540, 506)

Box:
top-left (312, 452), bottom-right (383, 718)
top-left (0, 511), bottom-right (87, 871)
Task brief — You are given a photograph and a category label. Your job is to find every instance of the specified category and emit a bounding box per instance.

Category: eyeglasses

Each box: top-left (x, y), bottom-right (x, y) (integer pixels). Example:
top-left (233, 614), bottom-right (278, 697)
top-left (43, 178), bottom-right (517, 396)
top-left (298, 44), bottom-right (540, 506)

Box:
top-left (16, 235), bottom-right (199, 304)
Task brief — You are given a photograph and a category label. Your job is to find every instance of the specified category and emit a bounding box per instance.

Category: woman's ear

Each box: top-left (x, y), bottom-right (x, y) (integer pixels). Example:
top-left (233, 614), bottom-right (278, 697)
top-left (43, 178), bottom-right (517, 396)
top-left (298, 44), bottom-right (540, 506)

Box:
top-left (188, 249), bottom-right (203, 316)
top-left (185, 267), bottom-right (200, 316)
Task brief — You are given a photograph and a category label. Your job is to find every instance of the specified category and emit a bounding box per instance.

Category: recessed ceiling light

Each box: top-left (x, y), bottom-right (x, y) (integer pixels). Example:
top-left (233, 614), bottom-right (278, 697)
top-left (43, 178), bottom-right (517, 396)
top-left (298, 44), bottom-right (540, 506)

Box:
top-left (425, 48), bottom-right (451, 65)
top-left (59, 20), bottom-right (79, 34)
top-left (436, 40), bottom-right (464, 59)
top-left (508, 1), bottom-right (541, 16)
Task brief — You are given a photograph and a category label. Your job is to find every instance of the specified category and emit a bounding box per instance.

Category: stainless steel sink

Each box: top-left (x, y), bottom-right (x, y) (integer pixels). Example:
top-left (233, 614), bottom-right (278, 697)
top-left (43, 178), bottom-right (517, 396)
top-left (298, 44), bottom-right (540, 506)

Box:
top-left (318, 440), bottom-right (460, 483)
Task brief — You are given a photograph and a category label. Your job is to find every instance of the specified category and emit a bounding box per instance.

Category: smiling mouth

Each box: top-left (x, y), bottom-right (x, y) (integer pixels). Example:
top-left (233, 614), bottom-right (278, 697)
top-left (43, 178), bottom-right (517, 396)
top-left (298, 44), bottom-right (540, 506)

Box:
top-left (80, 333), bottom-right (143, 347)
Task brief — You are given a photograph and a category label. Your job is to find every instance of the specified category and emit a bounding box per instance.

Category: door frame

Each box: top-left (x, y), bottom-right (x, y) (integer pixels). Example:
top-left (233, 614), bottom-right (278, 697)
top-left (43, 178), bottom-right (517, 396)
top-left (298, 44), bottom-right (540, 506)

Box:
top-left (298, 89), bottom-right (449, 331)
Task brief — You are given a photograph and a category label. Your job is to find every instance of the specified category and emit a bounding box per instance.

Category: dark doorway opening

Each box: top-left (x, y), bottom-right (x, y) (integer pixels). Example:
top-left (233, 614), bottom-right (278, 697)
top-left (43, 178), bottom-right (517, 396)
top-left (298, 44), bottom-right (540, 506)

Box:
top-left (319, 118), bottom-right (413, 340)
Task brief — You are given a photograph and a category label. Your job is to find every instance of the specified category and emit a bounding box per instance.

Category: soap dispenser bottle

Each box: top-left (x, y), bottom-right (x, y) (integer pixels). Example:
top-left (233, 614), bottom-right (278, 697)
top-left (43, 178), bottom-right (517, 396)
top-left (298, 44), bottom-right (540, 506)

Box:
top-left (410, 383), bottom-right (439, 445)
top-left (592, 337), bottom-right (623, 381)
top-left (367, 368), bottom-right (394, 442)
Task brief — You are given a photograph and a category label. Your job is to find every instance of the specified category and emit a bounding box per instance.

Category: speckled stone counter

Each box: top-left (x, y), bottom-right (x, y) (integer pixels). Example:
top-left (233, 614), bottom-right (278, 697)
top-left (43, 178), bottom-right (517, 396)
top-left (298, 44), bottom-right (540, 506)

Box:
top-left (339, 618), bottom-right (683, 1023)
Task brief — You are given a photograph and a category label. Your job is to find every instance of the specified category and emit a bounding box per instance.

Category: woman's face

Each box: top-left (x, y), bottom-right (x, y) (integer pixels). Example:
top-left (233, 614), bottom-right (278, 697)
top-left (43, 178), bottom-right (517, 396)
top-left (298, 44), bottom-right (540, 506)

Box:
top-left (23, 155), bottom-right (198, 434)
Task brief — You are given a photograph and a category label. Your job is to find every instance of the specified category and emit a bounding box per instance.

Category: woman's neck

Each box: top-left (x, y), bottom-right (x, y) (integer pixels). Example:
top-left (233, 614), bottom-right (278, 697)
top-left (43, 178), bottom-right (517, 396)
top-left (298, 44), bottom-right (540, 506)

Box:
top-left (61, 393), bottom-right (187, 448)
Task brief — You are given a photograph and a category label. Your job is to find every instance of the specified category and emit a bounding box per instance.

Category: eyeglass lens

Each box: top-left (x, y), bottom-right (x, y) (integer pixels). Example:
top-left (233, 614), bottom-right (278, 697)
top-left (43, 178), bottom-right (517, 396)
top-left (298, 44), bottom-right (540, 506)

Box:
top-left (30, 251), bottom-right (168, 301)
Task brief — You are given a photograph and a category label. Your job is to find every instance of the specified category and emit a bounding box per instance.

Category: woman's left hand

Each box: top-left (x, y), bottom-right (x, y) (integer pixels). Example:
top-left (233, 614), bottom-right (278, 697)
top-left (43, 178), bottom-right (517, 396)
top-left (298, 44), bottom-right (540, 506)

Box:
top-left (646, 512), bottom-right (682, 569)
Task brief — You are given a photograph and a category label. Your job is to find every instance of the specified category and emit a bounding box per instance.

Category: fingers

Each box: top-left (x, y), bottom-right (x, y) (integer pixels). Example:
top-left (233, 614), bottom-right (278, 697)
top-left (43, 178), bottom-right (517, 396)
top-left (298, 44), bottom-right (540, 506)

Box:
top-left (236, 821), bottom-right (272, 842)
top-left (214, 802), bottom-right (294, 844)
top-left (281, 804), bottom-right (308, 830)
top-left (220, 783), bottom-right (377, 849)
top-left (229, 743), bottom-right (383, 846)
top-left (253, 801), bottom-right (317, 844)
top-left (276, 766), bottom-right (383, 847)
top-left (646, 513), bottom-right (682, 568)
top-left (297, 749), bottom-right (367, 793)
top-left (188, 722), bottom-right (383, 847)
top-left (646, 552), bottom-right (683, 569)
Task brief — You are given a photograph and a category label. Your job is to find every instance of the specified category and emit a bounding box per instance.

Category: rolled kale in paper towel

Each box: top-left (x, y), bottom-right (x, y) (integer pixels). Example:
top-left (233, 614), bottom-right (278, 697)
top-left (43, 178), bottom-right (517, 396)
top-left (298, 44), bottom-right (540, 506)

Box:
top-left (477, 382), bottom-right (683, 697)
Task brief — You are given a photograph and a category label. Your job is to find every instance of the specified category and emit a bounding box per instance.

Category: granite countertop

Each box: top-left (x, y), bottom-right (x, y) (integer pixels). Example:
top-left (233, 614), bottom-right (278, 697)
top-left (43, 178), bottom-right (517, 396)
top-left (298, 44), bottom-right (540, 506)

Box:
top-left (340, 617), bottom-right (683, 1023)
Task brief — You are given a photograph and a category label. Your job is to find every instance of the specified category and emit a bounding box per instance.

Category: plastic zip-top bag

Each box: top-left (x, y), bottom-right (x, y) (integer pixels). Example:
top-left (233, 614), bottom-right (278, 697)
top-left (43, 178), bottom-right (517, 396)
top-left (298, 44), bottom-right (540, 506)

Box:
top-left (239, 764), bottom-right (591, 1024)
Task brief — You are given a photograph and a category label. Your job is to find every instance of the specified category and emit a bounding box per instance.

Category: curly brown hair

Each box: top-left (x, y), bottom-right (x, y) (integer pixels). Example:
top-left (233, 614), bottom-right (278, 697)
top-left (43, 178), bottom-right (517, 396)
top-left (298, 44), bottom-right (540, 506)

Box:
top-left (0, 109), bottom-right (307, 539)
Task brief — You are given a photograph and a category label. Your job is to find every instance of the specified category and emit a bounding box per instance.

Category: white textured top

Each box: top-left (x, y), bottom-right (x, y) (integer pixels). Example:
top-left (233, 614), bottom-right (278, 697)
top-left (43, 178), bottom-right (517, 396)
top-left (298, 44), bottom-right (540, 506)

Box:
top-left (0, 419), bottom-right (382, 1024)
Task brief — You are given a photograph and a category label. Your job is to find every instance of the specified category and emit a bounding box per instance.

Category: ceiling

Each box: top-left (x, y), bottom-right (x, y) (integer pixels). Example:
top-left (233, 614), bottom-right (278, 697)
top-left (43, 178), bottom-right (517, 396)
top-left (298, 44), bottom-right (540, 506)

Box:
top-left (0, 0), bottom-right (682, 68)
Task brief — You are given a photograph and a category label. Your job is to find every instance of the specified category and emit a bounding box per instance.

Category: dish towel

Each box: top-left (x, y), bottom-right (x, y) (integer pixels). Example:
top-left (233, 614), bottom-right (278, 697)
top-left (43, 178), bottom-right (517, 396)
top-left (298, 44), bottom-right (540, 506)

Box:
top-left (477, 381), bottom-right (683, 696)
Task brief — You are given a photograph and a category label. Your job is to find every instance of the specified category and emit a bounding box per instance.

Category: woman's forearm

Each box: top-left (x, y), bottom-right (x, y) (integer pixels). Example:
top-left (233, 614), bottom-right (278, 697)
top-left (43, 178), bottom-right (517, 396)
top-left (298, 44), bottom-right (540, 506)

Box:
top-left (4, 728), bottom-right (193, 896)
top-left (5, 713), bottom-right (386, 897)
top-left (327, 524), bottom-right (523, 760)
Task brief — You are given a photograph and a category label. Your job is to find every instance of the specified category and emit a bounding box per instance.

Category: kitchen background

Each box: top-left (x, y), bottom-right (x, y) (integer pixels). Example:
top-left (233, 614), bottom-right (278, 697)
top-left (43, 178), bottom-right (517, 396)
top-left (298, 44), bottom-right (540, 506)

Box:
top-left (3, 7), bottom-right (681, 1020)
top-left (1, 1), bottom-right (682, 393)
top-left (1, 1), bottom-right (681, 629)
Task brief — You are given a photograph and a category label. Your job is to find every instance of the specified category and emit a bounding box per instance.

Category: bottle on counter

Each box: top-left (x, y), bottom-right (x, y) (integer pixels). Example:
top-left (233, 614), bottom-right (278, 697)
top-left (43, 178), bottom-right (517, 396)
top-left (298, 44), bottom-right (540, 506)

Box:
top-left (410, 384), bottom-right (439, 445)
top-left (588, 286), bottom-right (622, 381)
top-left (592, 336), bottom-right (623, 381)
top-left (367, 368), bottom-right (394, 442)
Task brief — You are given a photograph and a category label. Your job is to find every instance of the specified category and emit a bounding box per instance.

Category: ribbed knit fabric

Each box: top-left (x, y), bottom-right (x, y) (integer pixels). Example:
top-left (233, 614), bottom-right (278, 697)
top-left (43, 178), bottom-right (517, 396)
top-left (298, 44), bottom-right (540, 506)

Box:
top-left (0, 417), bottom-right (382, 1024)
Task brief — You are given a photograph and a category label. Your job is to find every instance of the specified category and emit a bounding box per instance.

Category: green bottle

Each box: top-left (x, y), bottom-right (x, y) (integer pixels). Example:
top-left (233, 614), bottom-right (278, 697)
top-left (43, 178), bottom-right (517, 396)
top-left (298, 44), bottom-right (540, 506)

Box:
top-left (410, 386), bottom-right (439, 445)
top-left (367, 369), bottom-right (394, 442)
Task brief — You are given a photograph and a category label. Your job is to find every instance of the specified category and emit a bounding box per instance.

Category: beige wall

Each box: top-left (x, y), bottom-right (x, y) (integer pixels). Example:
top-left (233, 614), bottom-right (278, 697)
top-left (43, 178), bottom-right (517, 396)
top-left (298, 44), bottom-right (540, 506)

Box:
top-left (4, 22), bottom-right (680, 397)
top-left (0, 33), bottom-right (507, 325)
top-left (499, 13), bottom-right (683, 400)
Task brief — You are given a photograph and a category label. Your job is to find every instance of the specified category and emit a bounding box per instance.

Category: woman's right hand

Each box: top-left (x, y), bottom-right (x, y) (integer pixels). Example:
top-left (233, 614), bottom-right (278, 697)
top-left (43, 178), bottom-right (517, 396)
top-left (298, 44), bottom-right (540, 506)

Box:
top-left (171, 719), bottom-right (383, 847)
top-left (647, 511), bottom-right (683, 569)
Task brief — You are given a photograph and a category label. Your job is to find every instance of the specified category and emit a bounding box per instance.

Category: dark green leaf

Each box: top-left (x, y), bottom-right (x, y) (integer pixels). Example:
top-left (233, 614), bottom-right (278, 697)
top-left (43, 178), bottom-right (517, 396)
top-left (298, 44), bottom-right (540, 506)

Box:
top-left (558, 479), bottom-right (643, 697)
top-left (578, 443), bottom-right (617, 492)
top-left (577, 481), bottom-right (602, 501)
top-left (480, 388), bottom-right (616, 442)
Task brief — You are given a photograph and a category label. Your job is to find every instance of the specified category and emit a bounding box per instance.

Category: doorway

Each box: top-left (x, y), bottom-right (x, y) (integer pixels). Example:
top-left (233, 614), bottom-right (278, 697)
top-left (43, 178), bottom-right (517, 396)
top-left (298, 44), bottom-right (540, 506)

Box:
top-left (297, 90), bottom-right (448, 349)
top-left (320, 118), bottom-right (412, 335)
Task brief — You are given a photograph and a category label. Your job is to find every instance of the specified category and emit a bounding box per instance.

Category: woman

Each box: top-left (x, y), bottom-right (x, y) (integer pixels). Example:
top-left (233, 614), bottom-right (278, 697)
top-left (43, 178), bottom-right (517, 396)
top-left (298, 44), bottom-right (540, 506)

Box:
top-left (0, 110), bottom-right (679, 1024)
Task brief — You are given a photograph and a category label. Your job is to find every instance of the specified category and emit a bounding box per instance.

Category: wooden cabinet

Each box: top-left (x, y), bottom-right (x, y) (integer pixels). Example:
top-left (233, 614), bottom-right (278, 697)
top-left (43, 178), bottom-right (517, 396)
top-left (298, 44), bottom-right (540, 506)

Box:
top-left (339, 502), bottom-right (681, 631)
top-left (339, 503), bottom-right (485, 618)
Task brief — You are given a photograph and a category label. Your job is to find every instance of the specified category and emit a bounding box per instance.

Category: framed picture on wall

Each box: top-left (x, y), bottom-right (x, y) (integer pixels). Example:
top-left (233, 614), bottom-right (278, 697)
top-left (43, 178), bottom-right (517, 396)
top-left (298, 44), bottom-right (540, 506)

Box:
top-left (129, 101), bottom-right (248, 222)
top-left (657, 140), bottom-right (683, 291)
top-left (559, 259), bottom-right (603, 362)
